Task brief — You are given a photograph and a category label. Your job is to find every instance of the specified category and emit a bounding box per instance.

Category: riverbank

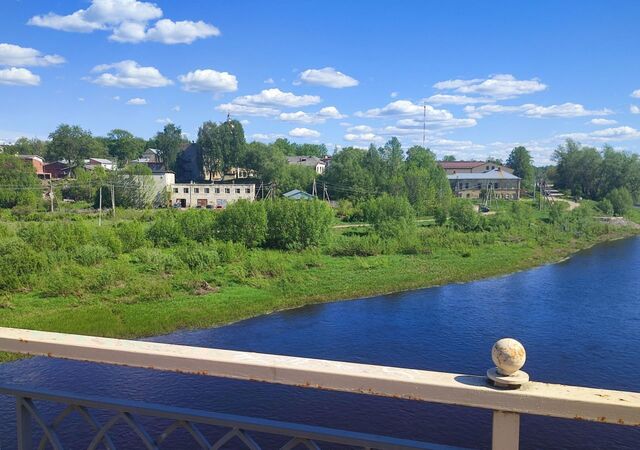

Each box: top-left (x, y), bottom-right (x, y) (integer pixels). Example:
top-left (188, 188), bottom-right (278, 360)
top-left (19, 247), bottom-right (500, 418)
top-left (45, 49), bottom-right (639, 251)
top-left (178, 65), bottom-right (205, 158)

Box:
top-left (2, 215), bottom-right (638, 363)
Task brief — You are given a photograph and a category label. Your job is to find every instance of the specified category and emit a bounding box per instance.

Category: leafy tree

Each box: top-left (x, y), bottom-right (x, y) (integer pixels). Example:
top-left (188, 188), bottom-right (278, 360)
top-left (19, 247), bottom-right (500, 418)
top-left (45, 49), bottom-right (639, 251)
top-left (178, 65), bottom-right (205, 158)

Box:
top-left (47, 124), bottom-right (106, 167)
top-left (553, 139), bottom-right (602, 199)
top-left (606, 187), bottom-right (633, 215)
top-left (216, 119), bottom-right (246, 174)
top-left (506, 146), bottom-right (534, 188)
top-left (197, 121), bottom-right (221, 180)
top-left (243, 141), bottom-right (287, 182)
top-left (322, 147), bottom-right (375, 200)
top-left (449, 199), bottom-right (480, 232)
top-left (0, 154), bottom-right (41, 208)
top-left (105, 129), bottom-right (145, 164)
top-left (442, 155), bottom-right (456, 161)
top-left (4, 137), bottom-right (48, 157)
top-left (265, 199), bottom-right (334, 249)
top-left (278, 165), bottom-right (316, 194)
top-left (362, 194), bottom-right (416, 239)
top-left (153, 123), bottom-right (184, 171)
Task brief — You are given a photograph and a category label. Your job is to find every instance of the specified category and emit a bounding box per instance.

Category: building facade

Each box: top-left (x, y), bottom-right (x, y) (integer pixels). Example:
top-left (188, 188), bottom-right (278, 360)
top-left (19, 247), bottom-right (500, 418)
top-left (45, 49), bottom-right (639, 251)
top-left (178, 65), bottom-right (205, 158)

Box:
top-left (169, 182), bottom-right (255, 208)
top-left (438, 161), bottom-right (514, 175)
top-left (448, 170), bottom-right (521, 200)
top-left (286, 156), bottom-right (326, 174)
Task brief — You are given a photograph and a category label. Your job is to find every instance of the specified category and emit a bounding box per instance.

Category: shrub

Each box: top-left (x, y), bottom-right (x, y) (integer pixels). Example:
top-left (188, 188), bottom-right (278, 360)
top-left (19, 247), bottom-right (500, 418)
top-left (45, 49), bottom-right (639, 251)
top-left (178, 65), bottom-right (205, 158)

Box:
top-left (362, 194), bottom-right (416, 239)
top-left (147, 215), bottom-right (183, 247)
top-left (606, 187), bottom-right (633, 216)
top-left (433, 206), bottom-right (448, 226)
top-left (449, 200), bottom-right (480, 232)
top-left (0, 238), bottom-right (45, 290)
top-left (177, 209), bottom-right (217, 243)
top-left (214, 240), bottom-right (247, 263)
top-left (73, 244), bottom-right (112, 266)
top-left (130, 247), bottom-right (183, 273)
top-left (94, 227), bottom-right (123, 255)
top-left (597, 198), bottom-right (614, 216)
top-left (116, 221), bottom-right (148, 251)
top-left (327, 234), bottom-right (384, 257)
top-left (18, 221), bottom-right (92, 251)
top-left (173, 245), bottom-right (219, 271)
top-left (216, 200), bottom-right (267, 248)
top-left (265, 199), bottom-right (334, 250)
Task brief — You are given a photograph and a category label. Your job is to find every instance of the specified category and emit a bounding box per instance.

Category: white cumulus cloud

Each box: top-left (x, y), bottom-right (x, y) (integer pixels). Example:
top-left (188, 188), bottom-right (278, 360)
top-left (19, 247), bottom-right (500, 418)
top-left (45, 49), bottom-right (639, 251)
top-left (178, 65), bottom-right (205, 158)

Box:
top-left (344, 132), bottom-right (383, 144)
top-left (299, 67), bottom-right (358, 88)
top-left (156, 117), bottom-right (173, 125)
top-left (217, 88), bottom-right (321, 117)
top-left (631, 105), bottom-right (640, 114)
top-left (559, 126), bottom-right (640, 142)
top-left (89, 60), bottom-right (172, 88)
top-left (631, 89), bottom-right (640, 98)
top-left (126, 97), bottom-right (146, 105)
top-left (425, 94), bottom-right (494, 105)
top-left (279, 106), bottom-right (346, 124)
top-left (434, 74), bottom-right (547, 99)
top-left (289, 127), bottom-right (320, 138)
top-left (590, 118), bottom-right (617, 125)
top-left (465, 102), bottom-right (611, 119)
top-left (0, 43), bottom-right (65, 67)
top-left (0, 67), bottom-right (40, 86)
top-left (178, 69), bottom-right (237, 94)
top-left (28, 0), bottom-right (219, 44)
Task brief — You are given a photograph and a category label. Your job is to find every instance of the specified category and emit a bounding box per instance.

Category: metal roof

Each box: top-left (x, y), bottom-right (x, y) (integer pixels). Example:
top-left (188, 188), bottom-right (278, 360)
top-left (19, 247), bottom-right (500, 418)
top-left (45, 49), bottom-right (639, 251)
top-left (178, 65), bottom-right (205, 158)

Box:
top-left (438, 161), bottom-right (485, 169)
top-left (447, 169), bottom-right (520, 180)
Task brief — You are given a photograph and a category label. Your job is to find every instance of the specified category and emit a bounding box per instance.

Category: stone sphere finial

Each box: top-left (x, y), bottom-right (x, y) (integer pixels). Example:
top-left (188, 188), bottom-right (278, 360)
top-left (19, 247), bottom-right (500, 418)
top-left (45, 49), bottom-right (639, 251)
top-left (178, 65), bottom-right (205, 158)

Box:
top-left (487, 338), bottom-right (529, 388)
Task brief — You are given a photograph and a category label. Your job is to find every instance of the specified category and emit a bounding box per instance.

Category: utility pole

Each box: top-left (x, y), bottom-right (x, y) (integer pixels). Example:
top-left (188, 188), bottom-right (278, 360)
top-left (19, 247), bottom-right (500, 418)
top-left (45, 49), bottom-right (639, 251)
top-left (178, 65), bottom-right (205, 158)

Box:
top-left (98, 185), bottom-right (103, 226)
top-left (312, 179), bottom-right (317, 198)
top-left (323, 182), bottom-right (330, 202)
top-left (111, 184), bottom-right (116, 218)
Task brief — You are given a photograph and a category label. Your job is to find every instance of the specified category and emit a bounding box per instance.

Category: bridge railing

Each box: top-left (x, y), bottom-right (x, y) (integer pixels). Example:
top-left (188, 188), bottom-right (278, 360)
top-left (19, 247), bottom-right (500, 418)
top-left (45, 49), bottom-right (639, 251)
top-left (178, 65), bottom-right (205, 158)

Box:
top-left (0, 327), bottom-right (639, 450)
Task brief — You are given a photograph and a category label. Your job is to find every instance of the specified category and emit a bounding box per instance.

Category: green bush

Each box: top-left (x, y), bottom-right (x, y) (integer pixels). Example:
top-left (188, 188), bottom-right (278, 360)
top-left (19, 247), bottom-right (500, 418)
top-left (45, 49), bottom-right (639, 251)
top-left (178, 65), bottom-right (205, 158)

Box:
top-left (147, 215), bottom-right (183, 247)
top-left (130, 247), bottom-right (183, 273)
top-left (433, 206), bottom-right (448, 226)
top-left (0, 238), bottom-right (46, 290)
top-left (327, 234), bottom-right (384, 257)
top-left (597, 198), bottom-right (614, 216)
top-left (173, 245), bottom-right (219, 271)
top-left (449, 200), bottom-right (480, 232)
top-left (116, 221), bottom-right (148, 251)
top-left (265, 199), bottom-right (334, 250)
top-left (217, 200), bottom-right (267, 248)
top-left (94, 227), bottom-right (123, 255)
top-left (18, 221), bottom-right (92, 251)
top-left (73, 244), bottom-right (112, 266)
top-left (177, 209), bottom-right (217, 242)
top-left (362, 194), bottom-right (416, 239)
top-left (214, 240), bottom-right (247, 263)
top-left (606, 187), bottom-right (633, 215)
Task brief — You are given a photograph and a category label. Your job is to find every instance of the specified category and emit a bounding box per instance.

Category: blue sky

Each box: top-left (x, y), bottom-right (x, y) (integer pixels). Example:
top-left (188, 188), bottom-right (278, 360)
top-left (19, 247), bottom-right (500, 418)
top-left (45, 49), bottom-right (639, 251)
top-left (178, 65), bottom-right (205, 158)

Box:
top-left (1, 0), bottom-right (640, 164)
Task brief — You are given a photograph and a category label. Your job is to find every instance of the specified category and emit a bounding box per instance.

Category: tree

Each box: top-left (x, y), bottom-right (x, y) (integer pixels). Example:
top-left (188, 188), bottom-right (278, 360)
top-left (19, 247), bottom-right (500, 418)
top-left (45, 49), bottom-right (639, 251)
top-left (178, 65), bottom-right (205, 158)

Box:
top-left (442, 155), bottom-right (457, 161)
top-left (362, 194), bottom-right (416, 239)
top-left (197, 121), bottom-right (221, 180)
top-left (47, 124), bottom-right (106, 168)
top-left (506, 146), bottom-right (534, 189)
top-left (553, 139), bottom-right (602, 199)
top-left (0, 154), bottom-right (41, 208)
top-left (606, 187), bottom-right (633, 215)
top-left (153, 123), bottom-right (184, 171)
top-left (4, 137), bottom-right (48, 157)
top-left (449, 199), bottom-right (480, 232)
top-left (105, 129), bottom-right (145, 164)
top-left (322, 147), bottom-right (375, 200)
top-left (217, 200), bottom-right (267, 248)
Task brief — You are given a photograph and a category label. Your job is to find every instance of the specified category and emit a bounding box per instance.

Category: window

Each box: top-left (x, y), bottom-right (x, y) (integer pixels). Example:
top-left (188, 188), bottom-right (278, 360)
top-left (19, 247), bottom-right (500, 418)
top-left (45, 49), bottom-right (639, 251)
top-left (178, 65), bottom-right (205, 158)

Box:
top-left (486, 165), bottom-right (490, 170)
top-left (215, 188), bottom-right (220, 194)
top-left (183, 188), bottom-right (189, 193)
top-left (245, 188), bottom-right (251, 194)
top-left (204, 188), bottom-right (210, 193)
top-left (225, 188), bottom-right (230, 194)
top-left (495, 182), bottom-right (499, 189)
top-left (194, 188), bottom-right (199, 193)
top-left (173, 188), bottom-right (178, 193)
top-left (235, 188), bottom-right (240, 194)
top-left (464, 183), bottom-right (469, 189)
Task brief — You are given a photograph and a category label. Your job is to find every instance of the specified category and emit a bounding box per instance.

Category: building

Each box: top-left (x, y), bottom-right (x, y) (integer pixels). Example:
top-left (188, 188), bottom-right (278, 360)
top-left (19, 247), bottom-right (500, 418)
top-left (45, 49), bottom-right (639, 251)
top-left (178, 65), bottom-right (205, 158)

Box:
top-left (135, 171), bottom-right (176, 207)
top-left (438, 160), bottom-right (513, 175)
top-left (286, 156), bottom-right (326, 174)
top-left (17, 155), bottom-right (47, 178)
top-left (282, 189), bottom-right (315, 200)
top-left (43, 161), bottom-right (72, 179)
top-left (448, 169), bottom-right (521, 200)
top-left (170, 182), bottom-right (255, 208)
top-left (85, 158), bottom-right (115, 171)
top-left (133, 149), bottom-right (165, 172)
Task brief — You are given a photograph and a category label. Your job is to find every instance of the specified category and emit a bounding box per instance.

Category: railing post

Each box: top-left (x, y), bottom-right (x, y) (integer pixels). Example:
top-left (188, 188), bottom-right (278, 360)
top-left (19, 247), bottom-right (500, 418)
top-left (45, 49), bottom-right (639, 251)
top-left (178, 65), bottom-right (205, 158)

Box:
top-left (492, 411), bottom-right (520, 450)
top-left (17, 397), bottom-right (33, 450)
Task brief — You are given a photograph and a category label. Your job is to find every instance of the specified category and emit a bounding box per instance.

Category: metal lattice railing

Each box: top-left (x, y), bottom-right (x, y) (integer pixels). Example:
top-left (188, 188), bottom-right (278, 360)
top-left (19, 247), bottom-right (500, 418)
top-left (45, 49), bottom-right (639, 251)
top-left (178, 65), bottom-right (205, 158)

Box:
top-left (1, 327), bottom-right (639, 450)
top-left (1, 385), bottom-right (460, 450)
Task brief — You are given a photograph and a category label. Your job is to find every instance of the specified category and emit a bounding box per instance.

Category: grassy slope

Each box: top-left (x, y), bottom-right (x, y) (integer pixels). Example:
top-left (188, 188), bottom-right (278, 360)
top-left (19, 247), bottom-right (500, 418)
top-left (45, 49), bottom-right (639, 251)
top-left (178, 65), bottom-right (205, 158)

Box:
top-left (2, 225), bottom-right (636, 363)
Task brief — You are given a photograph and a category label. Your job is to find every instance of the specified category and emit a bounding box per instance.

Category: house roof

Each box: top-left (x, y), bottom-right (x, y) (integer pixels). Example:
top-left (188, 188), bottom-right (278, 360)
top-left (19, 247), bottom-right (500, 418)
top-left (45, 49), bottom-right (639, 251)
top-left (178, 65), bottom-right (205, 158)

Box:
top-left (437, 161), bottom-right (485, 169)
top-left (88, 158), bottom-right (113, 164)
top-left (283, 189), bottom-right (315, 199)
top-left (17, 154), bottom-right (44, 163)
top-left (447, 169), bottom-right (521, 180)
top-left (286, 156), bottom-right (325, 167)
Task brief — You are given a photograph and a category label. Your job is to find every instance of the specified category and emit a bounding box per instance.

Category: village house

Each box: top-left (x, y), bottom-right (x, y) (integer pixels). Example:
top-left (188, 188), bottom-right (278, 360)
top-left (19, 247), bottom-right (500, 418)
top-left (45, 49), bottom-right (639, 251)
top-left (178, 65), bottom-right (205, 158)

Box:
top-left (438, 160), bottom-right (514, 175)
top-left (17, 155), bottom-right (48, 178)
top-left (286, 156), bottom-right (326, 174)
top-left (169, 182), bottom-right (255, 208)
top-left (84, 158), bottom-right (115, 171)
top-left (282, 189), bottom-right (315, 200)
top-left (448, 169), bottom-right (521, 200)
top-left (43, 161), bottom-right (72, 179)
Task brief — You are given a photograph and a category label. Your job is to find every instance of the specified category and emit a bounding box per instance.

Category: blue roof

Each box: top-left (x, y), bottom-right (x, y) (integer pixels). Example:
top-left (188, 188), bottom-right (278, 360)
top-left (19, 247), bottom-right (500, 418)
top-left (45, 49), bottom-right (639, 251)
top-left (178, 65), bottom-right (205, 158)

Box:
top-left (283, 189), bottom-right (314, 200)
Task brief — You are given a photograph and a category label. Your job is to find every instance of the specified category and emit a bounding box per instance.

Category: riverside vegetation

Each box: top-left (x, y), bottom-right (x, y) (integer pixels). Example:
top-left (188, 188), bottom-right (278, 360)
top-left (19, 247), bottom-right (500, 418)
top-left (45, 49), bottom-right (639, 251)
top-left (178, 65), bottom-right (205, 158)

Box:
top-left (1, 196), bottom-right (639, 363)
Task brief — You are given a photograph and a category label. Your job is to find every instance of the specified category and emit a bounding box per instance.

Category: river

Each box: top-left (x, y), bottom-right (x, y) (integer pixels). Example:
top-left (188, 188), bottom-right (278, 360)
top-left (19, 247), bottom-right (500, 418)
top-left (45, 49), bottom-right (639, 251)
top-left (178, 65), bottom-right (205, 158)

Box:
top-left (1, 237), bottom-right (640, 449)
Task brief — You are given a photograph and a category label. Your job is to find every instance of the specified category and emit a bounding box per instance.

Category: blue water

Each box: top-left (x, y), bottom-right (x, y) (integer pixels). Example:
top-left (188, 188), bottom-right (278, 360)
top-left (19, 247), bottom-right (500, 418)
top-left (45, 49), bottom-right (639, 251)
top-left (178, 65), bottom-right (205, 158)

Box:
top-left (1, 237), bottom-right (640, 449)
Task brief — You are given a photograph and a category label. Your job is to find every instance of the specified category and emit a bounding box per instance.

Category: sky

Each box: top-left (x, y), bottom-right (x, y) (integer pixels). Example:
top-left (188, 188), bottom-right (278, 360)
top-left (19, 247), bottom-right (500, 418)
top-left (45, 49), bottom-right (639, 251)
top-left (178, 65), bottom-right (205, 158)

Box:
top-left (1, 0), bottom-right (640, 164)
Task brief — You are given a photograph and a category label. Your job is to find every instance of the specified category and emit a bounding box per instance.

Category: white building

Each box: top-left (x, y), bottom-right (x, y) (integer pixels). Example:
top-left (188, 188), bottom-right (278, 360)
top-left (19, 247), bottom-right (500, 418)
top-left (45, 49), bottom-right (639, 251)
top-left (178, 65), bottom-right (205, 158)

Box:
top-left (85, 158), bottom-right (115, 171)
top-left (170, 182), bottom-right (255, 208)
